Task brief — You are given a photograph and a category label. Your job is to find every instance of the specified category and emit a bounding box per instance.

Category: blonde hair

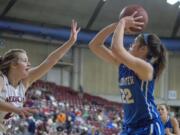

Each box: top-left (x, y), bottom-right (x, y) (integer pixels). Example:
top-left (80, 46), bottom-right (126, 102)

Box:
top-left (0, 49), bottom-right (27, 76)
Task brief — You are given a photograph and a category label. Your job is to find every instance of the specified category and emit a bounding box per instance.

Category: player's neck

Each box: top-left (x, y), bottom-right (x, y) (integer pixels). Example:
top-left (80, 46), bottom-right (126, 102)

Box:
top-left (161, 115), bottom-right (168, 123)
top-left (7, 72), bottom-right (21, 87)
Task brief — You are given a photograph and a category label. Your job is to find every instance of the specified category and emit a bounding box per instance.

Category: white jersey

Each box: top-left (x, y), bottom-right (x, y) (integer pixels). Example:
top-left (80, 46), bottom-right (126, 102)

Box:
top-left (0, 74), bottom-right (26, 133)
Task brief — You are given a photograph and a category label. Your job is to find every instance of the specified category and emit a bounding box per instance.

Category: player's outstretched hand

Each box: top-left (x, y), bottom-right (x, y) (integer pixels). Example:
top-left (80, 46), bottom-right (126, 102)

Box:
top-left (16, 107), bottom-right (38, 119)
top-left (120, 11), bottom-right (144, 34)
top-left (69, 20), bottom-right (81, 44)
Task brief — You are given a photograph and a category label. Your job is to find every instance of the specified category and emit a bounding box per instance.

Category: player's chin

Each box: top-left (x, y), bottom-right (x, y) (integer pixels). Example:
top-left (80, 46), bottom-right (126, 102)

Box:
top-left (128, 50), bottom-right (135, 56)
top-left (128, 50), bottom-right (133, 54)
top-left (22, 72), bottom-right (29, 79)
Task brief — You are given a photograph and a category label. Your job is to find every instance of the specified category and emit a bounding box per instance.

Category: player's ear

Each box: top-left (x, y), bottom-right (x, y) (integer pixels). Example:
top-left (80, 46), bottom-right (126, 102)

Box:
top-left (139, 45), bottom-right (148, 55)
top-left (10, 60), bottom-right (18, 69)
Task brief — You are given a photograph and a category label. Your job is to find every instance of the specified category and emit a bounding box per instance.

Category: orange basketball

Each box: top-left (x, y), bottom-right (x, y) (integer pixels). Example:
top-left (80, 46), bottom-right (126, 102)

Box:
top-left (119, 4), bottom-right (148, 33)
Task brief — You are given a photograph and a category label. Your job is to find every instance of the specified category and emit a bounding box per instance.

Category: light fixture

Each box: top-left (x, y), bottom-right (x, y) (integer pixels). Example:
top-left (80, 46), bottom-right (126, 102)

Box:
top-left (167, 0), bottom-right (180, 5)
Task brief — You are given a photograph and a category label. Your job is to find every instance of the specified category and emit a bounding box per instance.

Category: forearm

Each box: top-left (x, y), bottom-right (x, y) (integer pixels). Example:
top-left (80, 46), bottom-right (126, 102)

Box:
top-left (166, 133), bottom-right (175, 135)
top-left (23, 20), bottom-right (80, 88)
top-left (0, 101), bottom-right (19, 114)
top-left (47, 39), bottom-right (75, 64)
top-left (89, 23), bottom-right (117, 46)
top-left (88, 23), bottom-right (119, 65)
top-left (112, 20), bottom-right (126, 53)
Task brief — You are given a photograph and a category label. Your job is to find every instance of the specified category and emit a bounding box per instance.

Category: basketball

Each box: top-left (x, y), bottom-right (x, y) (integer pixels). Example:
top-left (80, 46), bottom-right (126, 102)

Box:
top-left (119, 5), bottom-right (148, 33)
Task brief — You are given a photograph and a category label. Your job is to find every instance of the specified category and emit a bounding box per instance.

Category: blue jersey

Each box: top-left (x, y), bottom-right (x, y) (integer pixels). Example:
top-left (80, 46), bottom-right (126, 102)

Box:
top-left (164, 116), bottom-right (173, 133)
top-left (119, 64), bottom-right (160, 125)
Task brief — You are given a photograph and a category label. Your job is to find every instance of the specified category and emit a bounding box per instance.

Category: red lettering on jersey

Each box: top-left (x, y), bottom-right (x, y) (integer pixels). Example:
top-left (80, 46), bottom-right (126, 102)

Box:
top-left (5, 96), bottom-right (24, 103)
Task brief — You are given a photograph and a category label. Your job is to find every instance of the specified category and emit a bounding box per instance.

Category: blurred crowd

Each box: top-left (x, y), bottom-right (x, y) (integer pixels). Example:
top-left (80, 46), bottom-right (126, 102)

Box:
top-left (4, 80), bottom-right (180, 135)
top-left (4, 81), bottom-right (123, 135)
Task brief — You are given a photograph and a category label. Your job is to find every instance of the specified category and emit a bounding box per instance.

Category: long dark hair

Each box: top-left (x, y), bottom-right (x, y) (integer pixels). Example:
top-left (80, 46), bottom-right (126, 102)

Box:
top-left (0, 49), bottom-right (26, 76)
top-left (137, 33), bottom-right (167, 79)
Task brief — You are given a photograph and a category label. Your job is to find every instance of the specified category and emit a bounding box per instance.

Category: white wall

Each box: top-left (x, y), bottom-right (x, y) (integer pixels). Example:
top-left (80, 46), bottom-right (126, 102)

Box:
top-left (1, 37), bottom-right (180, 106)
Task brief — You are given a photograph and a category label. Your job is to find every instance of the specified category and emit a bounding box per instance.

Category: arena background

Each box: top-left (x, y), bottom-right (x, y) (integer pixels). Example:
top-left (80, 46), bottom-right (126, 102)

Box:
top-left (0, 0), bottom-right (180, 125)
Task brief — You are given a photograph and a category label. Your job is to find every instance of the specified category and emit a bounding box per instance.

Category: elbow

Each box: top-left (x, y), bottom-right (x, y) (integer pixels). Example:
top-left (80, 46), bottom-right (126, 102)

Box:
top-left (141, 69), bottom-right (153, 81)
top-left (88, 42), bottom-right (95, 50)
top-left (146, 73), bottom-right (153, 81)
top-left (88, 40), bottom-right (95, 50)
top-left (147, 66), bottom-right (154, 80)
top-left (88, 41), bottom-right (100, 52)
top-left (138, 72), bottom-right (153, 81)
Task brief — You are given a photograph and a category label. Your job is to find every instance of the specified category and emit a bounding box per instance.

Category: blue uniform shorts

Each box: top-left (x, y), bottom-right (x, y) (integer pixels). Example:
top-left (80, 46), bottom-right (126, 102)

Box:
top-left (120, 118), bottom-right (165, 135)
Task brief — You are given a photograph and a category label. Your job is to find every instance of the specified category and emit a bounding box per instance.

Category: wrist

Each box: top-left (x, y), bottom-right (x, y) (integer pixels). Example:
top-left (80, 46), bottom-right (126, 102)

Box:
top-left (66, 39), bottom-right (75, 46)
top-left (13, 107), bottom-right (21, 114)
top-left (118, 19), bottom-right (126, 26)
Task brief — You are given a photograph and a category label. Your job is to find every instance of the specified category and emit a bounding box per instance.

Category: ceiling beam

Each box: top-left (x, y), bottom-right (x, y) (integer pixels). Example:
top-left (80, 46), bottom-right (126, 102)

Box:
top-left (0, 0), bottom-right (18, 17)
top-left (171, 9), bottom-right (180, 37)
top-left (85, 0), bottom-right (107, 29)
top-left (0, 16), bottom-right (70, 29)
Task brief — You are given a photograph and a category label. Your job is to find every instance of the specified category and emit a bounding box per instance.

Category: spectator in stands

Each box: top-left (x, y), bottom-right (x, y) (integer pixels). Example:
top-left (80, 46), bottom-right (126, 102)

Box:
top-left (158, 103), bottom-right (180, 135)
top-left (78, 85), bottom-right (84, 99)
top-left (0, 20), bottom-right (80, 134)
top-left (89, 12), bottom-right (166, 134)
top-left (27, 116), bottom-right (36, 135)
top-left (57, 112), bottom-right (66, 124)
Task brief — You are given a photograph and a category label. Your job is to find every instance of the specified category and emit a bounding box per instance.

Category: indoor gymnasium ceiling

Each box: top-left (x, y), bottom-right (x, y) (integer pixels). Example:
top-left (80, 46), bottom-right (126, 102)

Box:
top-left (0, 0), bottom-right (179, 40)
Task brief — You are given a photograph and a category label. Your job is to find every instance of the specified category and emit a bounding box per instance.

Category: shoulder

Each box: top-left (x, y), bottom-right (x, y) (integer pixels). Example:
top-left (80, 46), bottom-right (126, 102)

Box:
top-left (119, 64), bottom-right (129, 71)
top-left (170, 117), bottom-right (179, 127)
top-left (19, 81), bottom-right (27, 93)
top-left (0, 75), bottom-right (4, 91)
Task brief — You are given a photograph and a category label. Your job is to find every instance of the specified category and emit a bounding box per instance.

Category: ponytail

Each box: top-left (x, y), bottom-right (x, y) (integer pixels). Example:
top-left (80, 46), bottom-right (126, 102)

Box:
top-left (155, 44), bottom-right (166, 79)
top-left (0, 56), bottom-right (3, 75)
top-left (0, 56), bottom-right (3, 65)
top-left (138, 33), bottom-right (167, 79)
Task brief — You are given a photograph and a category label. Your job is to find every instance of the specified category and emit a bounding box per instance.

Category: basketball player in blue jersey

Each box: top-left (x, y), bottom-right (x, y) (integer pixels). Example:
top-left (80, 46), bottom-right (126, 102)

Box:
top-left (0, 20), bottom-right (80, 134)
top-left (89, 12), bottom-right (166, 135)
top-left (158, 104), bottom-right (180, 135)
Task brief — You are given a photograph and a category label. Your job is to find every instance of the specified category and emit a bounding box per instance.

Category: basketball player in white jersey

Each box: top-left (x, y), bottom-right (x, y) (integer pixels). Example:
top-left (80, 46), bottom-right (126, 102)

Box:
top-left (0, 20), bottom-right (80, 133)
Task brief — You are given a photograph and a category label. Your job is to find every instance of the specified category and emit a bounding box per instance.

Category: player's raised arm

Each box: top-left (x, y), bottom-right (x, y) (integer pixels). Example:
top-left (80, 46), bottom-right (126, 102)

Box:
top-left (23, 20), bottom-right (80, 89)
top-left (89, 23), bottom-right (119, 65)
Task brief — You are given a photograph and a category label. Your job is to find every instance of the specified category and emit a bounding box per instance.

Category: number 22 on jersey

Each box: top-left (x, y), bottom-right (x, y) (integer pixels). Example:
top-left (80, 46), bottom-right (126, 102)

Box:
top-left (120, 88), bottom-right (134, 104)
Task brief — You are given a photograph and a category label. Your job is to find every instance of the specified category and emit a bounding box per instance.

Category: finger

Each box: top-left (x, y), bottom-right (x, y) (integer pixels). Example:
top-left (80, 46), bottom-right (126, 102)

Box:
top-left (29, 109), bottom-right (38, 113)
top-left (132, 23), bottom-right (143, 29)
top-left (24, 110), bottom-right (32, 116)
top-left (20, 113), bottom-right (25, 119)
top-left (134, 21), bottom-right (144, 26)
top-left (134, 16), bottom-right (143, 21)
top-left (26, 108), bottom-right (38, 114)
top-left (133, 25), bottom-right (143, 30)
top-left (77, 27), bottom-right (81, 33)
top-left (71, 20), bottom-right (74, 30)
top-left (74, 20), bottom-right (77, 28)
top-left (71, 20), bottom-right (75, 33)
top-left (131, 11), bottom-right (138, 17)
